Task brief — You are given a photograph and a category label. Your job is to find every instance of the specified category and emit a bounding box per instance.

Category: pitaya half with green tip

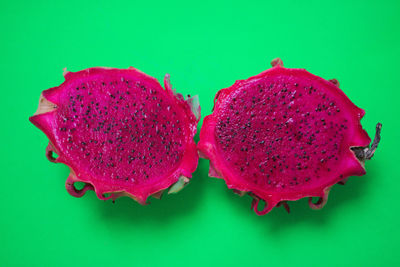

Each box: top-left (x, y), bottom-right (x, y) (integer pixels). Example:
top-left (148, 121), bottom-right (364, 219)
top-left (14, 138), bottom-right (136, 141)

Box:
top-left (30, 67), bottom-right (200, 204)
top-left (198, 58), bottom-right (381, 215)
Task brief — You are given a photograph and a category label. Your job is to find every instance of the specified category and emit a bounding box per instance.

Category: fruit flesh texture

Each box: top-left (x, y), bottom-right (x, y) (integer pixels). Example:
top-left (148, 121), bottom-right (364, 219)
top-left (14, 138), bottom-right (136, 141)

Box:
top-left (30, 68), bottom-right (199, 204)
top-left (198, 61), bottom-right (371, 214)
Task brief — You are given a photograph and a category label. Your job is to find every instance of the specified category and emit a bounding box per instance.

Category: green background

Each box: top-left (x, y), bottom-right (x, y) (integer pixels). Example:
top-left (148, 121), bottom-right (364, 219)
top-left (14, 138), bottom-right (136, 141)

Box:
top-left (1, 0), bottom-right (398, 266)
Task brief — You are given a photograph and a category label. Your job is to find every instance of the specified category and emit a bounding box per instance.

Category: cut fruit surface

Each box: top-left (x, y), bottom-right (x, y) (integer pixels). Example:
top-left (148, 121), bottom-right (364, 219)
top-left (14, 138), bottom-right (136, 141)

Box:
top-left (30, 67), bottom-right (200, 204)
top-left (198, 59), bottom-right (381, 215)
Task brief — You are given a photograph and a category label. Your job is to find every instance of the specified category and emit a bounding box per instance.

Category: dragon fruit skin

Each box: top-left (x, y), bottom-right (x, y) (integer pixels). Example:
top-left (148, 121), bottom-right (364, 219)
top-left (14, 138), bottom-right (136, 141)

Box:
top-left (30, 67), bottom-right (200, 205)
top-left (198, 59), bottom-right (378, 215)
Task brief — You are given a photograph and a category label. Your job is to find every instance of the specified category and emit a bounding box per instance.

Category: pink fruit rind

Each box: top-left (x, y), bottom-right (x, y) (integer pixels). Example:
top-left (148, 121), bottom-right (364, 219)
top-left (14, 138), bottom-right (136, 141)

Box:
top-left (198, 59), bottom-right (372, 215)
top-left (30, 67), bottom-right (200, 204)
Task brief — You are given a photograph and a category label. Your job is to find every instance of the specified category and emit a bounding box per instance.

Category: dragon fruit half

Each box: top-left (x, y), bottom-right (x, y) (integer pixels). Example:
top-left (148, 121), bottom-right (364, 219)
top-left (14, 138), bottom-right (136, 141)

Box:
top-left (198, 58), bottom-right (381, 215)
top-left (30, 67), bottom-right (200, 204)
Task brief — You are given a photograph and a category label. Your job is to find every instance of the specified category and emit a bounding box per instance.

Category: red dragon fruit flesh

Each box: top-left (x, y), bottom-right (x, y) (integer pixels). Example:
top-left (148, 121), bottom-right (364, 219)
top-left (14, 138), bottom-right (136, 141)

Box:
top-left (198, 58), bottom-right (381, 215)
top-left (30, 67), bottom-right (200, 204)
